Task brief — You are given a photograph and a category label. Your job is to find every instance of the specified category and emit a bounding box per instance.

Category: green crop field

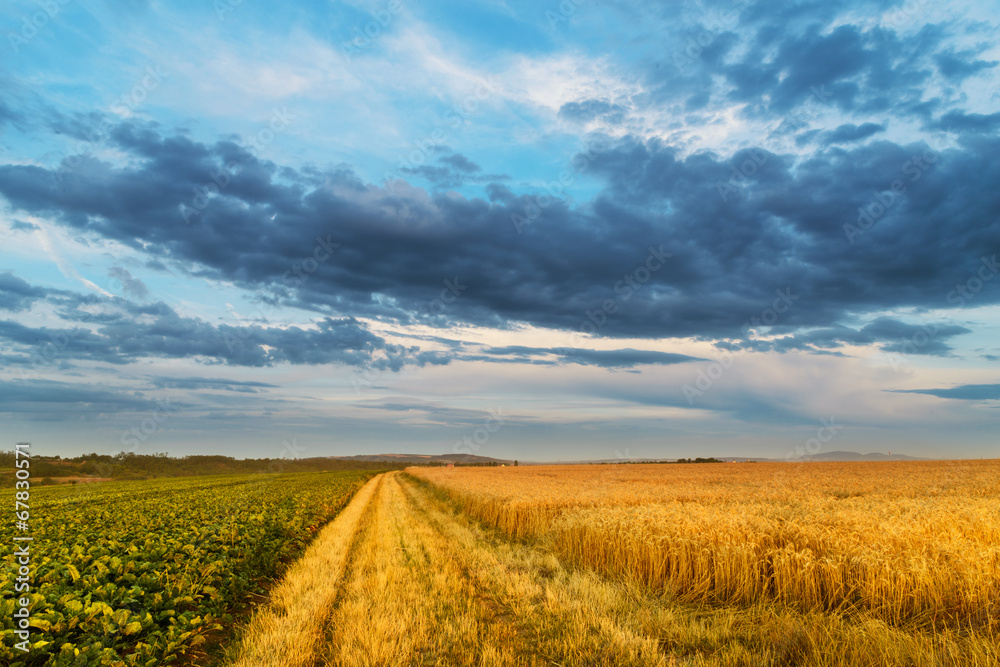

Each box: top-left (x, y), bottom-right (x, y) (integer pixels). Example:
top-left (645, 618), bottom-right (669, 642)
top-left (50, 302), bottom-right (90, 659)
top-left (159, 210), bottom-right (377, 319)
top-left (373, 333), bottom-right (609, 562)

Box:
top-left (1, 470), bottom-right (375, 666)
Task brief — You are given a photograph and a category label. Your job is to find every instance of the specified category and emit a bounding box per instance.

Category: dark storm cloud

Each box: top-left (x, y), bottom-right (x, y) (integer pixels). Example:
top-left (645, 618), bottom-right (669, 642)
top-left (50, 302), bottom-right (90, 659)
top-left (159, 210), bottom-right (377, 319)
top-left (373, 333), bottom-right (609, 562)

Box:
top-left (438, 153), bottom-right (481, 173)
top-left (743, 318), bottom-right (972, 356)
top-left (0, 106), bottom-right (997, 353)
top-left (889, 384), bottom-right (1000, 400)
top-left (400, 151), bottom-right (505, 189)
top-left (558, 99), bottom-right (627, 124)
top-left (726, 24), bottom-right (871, 113)
top-left (578, 134), bottom-right (998, 333)
top-left (0, 281), bottom-right (419, 369)
top-left (48, 110), bottom-right (116, 143)
top-left (638, 8), bottom-right (983, 132)
top-left (934, 111), bottom-right (1000, 134)
top-left (933, 49), bottom-right (997, 81)
top-left (0, 273), bottom-right (48, 311)
top-left (862, 318), bottom-right (971, 356)
top-left (822, 122), bottom-right (885, 144)
top-left (0, 379), bottom-right (152, 413)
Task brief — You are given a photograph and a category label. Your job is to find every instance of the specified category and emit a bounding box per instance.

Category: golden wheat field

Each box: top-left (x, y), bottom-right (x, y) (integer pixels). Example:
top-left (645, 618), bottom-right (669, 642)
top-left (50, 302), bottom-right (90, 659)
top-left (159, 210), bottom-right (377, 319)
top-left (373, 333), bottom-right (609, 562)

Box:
top-left (13, 462), bottom-right (996, 666)
top-left (220, 463), bottom-right (1000, 666)
top-left (409, 461), bottom-right (1000, 645)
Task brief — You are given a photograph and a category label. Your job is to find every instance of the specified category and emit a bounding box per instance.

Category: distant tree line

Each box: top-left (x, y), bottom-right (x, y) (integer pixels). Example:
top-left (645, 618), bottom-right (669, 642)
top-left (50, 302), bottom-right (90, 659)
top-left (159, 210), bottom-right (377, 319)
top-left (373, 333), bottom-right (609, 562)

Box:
top-left (594, 457), bottom-right (730, 464)
top-left (451, 461), bottom-right (509, 467)
top-left (0, 450), bottom-right (409, 487)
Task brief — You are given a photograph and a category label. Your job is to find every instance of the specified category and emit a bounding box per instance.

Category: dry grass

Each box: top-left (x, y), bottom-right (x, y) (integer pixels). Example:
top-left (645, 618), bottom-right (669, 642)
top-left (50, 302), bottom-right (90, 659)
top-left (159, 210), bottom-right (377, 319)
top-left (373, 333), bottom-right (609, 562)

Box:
top-left (408, 461), bottom-right (1000, 631)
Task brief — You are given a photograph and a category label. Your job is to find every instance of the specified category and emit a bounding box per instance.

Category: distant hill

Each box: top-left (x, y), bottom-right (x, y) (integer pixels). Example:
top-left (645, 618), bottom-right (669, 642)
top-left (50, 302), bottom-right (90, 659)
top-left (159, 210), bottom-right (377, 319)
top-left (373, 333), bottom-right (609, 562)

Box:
top-left (797, 451), bottom-right (927, 462)
top-left (326, 451), bottom-right (930, 466)
top-left (327, 453), bottom-right (514, 465)
top-left (546, 456), bottom-right (782, 464)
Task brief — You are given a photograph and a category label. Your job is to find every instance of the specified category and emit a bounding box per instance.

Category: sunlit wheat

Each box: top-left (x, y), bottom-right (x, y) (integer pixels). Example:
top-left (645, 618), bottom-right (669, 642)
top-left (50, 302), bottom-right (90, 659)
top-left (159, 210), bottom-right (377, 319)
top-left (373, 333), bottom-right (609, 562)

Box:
top-left (410, 460), bottom-right (1000, 631)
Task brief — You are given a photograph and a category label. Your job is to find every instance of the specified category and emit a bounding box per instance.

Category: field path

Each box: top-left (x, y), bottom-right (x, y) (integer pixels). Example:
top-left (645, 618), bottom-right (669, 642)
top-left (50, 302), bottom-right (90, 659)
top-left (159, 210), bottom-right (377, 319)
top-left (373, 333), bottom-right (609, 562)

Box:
top-left (228, 470), bottom-right (677, 666)
top-left (317, 472), bottom-right (672, 666)
top-left (229, 473), bottom-right (385, 667)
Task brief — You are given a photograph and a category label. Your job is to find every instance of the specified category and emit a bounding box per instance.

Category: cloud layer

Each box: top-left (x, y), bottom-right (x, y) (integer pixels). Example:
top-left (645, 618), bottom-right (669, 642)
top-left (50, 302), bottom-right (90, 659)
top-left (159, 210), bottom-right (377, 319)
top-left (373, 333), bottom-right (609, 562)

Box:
top-left (1, 0), bottom-right (998, 458)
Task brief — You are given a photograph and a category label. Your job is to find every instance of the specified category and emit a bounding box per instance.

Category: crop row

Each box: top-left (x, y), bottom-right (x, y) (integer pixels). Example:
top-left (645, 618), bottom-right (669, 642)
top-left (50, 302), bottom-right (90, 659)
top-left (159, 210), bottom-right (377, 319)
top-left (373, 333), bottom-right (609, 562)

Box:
top-left (1, 470), bottom-right (374, 666)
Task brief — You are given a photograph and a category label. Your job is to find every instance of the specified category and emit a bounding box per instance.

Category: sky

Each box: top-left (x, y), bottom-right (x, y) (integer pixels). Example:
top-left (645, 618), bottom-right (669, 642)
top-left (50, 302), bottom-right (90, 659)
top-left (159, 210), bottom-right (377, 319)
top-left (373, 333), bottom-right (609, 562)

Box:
top-left (0, 0), bottom-right (998, 462)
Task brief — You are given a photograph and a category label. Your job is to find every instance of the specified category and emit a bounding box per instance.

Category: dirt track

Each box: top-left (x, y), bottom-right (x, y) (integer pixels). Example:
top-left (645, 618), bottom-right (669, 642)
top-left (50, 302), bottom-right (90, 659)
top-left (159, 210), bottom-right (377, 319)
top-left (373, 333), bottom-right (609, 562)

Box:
top-left (229, 471), bottom-right (676, 666)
